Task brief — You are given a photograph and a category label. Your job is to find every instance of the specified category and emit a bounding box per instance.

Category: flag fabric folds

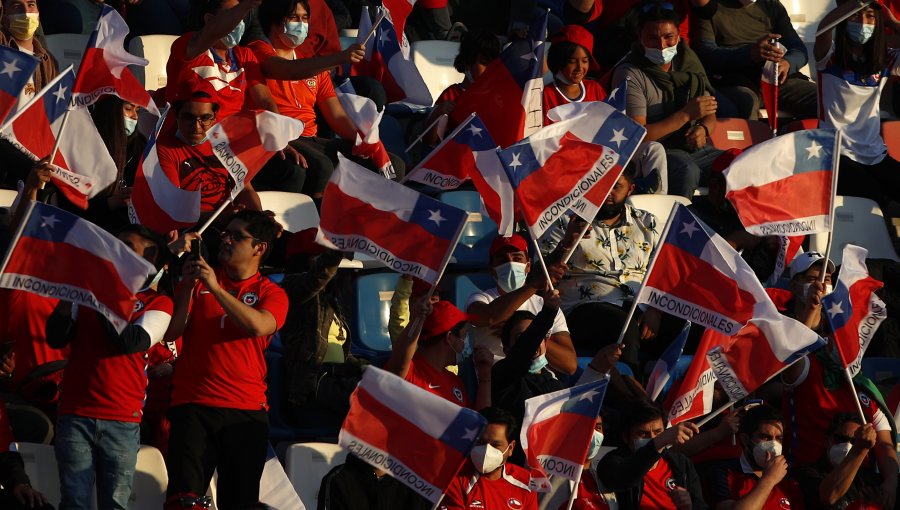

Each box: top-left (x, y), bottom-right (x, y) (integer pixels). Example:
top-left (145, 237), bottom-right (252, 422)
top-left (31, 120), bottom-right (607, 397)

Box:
top-left (335, 80), bottom-right (396, 179)
top-left (0, 45), bottom-right (39, 125)
top-left (664, 328), bottom-right (729, 425)
top-left (206, 110), bottom-right (304, 200)
top-left (724, 129), bottom-right (838, 237)
top-left (317, 155), bottom-right (468, 284)
top-left (0, 67), bottom-right (117, 209)
top-left (72, 5), bottom-right (159, 115)
top-left (759, 42), bottom-right (783, 133)
top-left (520, 378), bottom-right (608, 492)
top-left (339, 366), bottom-right (487, 504)
top-left (647, 321), bottom-right (691, 402)
top-left (822, 244), bottom-right (887, 377)
top-left (0, 202), bottom-right (155, 332)
top-left (382, 0), bottom-right (415, 59)
top-left (450, 11), bottom-right (547, 147)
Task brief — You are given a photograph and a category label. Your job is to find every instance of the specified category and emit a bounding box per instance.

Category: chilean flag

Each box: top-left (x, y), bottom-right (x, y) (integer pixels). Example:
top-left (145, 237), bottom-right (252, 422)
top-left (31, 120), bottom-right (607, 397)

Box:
top-left (129, 110), bottom-right (201, 234)
top-left (317, 155), bottom-right (468, 285)
top-left (823, 244), bottom-right (887, 377)
top-left (406, 113), bottom-right (515, 236)
top-left (0, 202), bottom-right (156, 332)
top-left (706, 315), bottom-right (825, 403)
top-left (520, 378), bottom-right (608, 492)
top-left (759, 42), bottom-right (783, 133)
top-left (339, 366), bottom-right (487, 503)
top-left (335, 80), bottom-right (396, 179)
top-left (206, 110), bottom-right (304, 200)
top-left (0, 67), bottom-right (117, 209)
top-left (499, 106), bottom-right (646, 239)
top-left (664, 328), bottom-right (729, 425)
top-left (647, 321), bottom-right (691, 402)
top-left (382, 0), bottom-right (415, 59)
top-left (450, 11), bottom-right (547, 147)
top-left (636, 204), bottom-right (783, 336)
top-left (71, 5), bottom-right (159, 115)
top-left (352, 6), bottom-right (432, 106)
top-left (725, 129), bottom-right (838, 237)
top-left (0, 45), bottom-right (39, 125)
top-left (768, 234), bottom-right (805, 285)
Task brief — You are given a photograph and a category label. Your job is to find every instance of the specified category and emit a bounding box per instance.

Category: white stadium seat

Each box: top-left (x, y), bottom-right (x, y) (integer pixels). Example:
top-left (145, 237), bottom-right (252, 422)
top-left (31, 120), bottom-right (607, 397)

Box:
top-left (128, 35), bottom-right (179, 91)
top-left (626, 194), bottom-right (692, 223)
top-left (411, 40), bottom-right (464, 107)
top-left (285, 442), bottom-right (347, 509)
top-left (130, 445), bottom-right (168, 510)
top-left (808, 196), bottom-right (900, 265)
top-left (0, 188), bottom-right (18, 210)
top-left (258, 191), bottom-right (319, 233)
top-left (14, 442), bottom-right (61, 507)
top-left (45, 34), bottom-right (90, 74)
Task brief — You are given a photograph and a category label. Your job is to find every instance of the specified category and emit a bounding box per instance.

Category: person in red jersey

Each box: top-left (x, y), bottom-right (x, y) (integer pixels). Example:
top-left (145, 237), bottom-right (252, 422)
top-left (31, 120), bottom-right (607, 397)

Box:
top-left (164, 210), bottom-right (288, 510)
top-left (440, 407), bottom-right (538, 510)
top-left (542, 25), bottom-right (606, 124)
top-left (46, 224), bottom-right (173, 510)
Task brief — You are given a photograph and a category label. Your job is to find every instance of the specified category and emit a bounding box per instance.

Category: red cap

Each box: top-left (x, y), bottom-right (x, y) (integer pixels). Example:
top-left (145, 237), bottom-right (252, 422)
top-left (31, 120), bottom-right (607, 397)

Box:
top-left (550, 25), bottom-right (599, 71)
top-left (489, 234), bottom-right (529, 258)
top-left (169, 75), bottom-right (218, 104)
top-left (285, 228), bottom-right (325, 260)
top-left (712, 148), bottom-right (743, 174)
top-left (421, 301), bottom-right (472, 339)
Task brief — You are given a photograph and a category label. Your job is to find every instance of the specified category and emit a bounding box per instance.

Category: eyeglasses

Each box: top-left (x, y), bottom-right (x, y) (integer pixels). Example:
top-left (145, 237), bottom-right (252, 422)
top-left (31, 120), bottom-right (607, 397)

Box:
top-left (179, 113), bottom-right (216, 126)
top-left (642, 1), bottom-right (675, 13)
top-left (220, 229), bottom-right (260, 243)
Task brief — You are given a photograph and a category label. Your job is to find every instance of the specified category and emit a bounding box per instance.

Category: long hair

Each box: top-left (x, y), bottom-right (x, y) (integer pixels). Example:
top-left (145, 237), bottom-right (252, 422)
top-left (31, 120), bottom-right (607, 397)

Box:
top-left (834, 5), bottom-right (886, 76)
top-left (89, 95), bottom-right (127, 195)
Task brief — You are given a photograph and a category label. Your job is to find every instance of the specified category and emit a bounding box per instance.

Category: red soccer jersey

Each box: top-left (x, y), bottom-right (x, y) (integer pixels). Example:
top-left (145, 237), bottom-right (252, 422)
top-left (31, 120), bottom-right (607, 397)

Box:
top-left (640, 459), bottom-right (678, 510)
top-left (165, 33), bottom-right (265, 119)
top-left (170, 270), bottom-right (288, 411)
top-left (712, 458), bottom-right (805, 510)
top-left (0, 290), bottom-right (67, 386)
top-left (569, 474), bottom-right (610, 510)
top-left (155, 122), bottom-right (230, 213)
top-left (247, 40), bottom-right (335, 137)
top-left (437, 83), bottom-right (466, 105)
top-left (58, 290), bottom-right (173, 423)
top-left (406, 357), bottom-right (470, 408)
top-left (542, 79), bottom-right (606, 125)
top-left (441, 462), bottom-right (538, 510)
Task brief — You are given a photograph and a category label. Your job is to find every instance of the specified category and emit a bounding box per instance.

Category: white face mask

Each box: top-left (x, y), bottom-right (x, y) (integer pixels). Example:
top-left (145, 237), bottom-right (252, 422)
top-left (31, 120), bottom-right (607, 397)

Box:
top-left (222, 20), bottom-right (245, 48)
top-left (494, 261), bottom-right (527, 293)
top-left (752, 440), bottom-right (782, 468)
top-left (587, 430), bottom-right (604, 460)
top-left (644, 45), bottom-right (678, 66)
top-left (470, 443), bottom-right (507, 474)
top-left (846, 21), bottom-right (875, 45)
top-left (528, 353), bottom-right (548, 374)
top-left (633, 437), bottom-right (653, 451)
top-left (124, 116), bottom-right (137, 136)
top-left (282, 20), bottom-right (309, 47)
top-left (828, 442), bottom-right (853, 467)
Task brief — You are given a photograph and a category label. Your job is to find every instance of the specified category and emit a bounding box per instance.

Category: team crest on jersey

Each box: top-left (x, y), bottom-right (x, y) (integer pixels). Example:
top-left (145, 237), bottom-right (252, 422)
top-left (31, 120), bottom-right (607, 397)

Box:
top-left (665, 478), bottom-right (677, 491)
top-left (779, 497), bottom-right (791, 508)
top-left (453, 387), bottom-right (464, 403)
top-left (858, 393), bottom-right (871, 407)
top-left (241, 292), bottom-right (259, 306)
top-left (134, 300), bottom-right (145, 312)
top-left (306, 78), bottom-right (317, 89)
top-left (506, 498), bottom-right (523, 509)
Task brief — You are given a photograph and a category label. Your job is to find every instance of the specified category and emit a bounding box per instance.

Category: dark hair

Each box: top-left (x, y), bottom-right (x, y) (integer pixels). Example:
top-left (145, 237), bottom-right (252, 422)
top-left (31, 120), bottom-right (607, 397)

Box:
top-left (231, 210), bottom-right (281, 261)
top-left (189, 0), bottom-right (233, 30)
top-left (117, 224), bottom-right (171, 270)
top-left (622, 158), bottom-right (638, 183)
top-left (500, 310), bottom-right (537, 350)
top-left (738, 404), bottom-right (783, 436)
top-left (259, 0), bottom-right (310, 34)
top-left (620, 402), bottom-right (666, 435)
top-left (834, 4), bottom-right (885, 76)
top-left (826, 412), bottom-right (864, 437)
top-left (453, 29), bottom-right (501, 74)
top-left (636, 1), bottom-right (681, 32)
top-left (479, 406), bottom-right (517, 441)
top-left (547, 41), bottom-right (591, 74)
top-left (90, 96), bottom-right (128, 187)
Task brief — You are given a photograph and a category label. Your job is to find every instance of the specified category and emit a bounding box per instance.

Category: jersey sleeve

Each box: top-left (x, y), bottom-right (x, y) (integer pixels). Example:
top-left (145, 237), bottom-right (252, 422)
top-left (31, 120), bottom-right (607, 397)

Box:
top-left (165, 34), bottom-right (195, 103)
top-left (238, 47), bottom-right (265, 88)
top-left (259, 282), bottom-right (289, 331)
top-left (316, 71), bottom-right (337, 105)
top-left (858, 391), bottom-right (891, 432)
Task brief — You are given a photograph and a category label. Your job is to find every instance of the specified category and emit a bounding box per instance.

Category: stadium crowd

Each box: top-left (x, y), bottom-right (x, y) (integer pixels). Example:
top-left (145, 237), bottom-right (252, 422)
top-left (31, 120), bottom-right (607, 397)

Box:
top-left (0, 0), bottom-right (899, 509)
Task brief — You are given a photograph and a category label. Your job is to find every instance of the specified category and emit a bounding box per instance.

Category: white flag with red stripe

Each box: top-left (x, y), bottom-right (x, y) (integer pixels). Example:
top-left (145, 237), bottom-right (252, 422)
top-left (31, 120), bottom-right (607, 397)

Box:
top-left (335, 81), bottom-right (396, 179)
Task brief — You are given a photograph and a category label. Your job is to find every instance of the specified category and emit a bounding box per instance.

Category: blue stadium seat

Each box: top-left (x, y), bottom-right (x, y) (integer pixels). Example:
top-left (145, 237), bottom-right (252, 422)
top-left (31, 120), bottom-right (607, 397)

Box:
top-left (447, 272), bottom-right (496, 311)
top-left (264, 350), bottom-right (337, 442)
top-left (860, 357), bottom-right (900, 387)
top-left (351, 272), bottom-right (401, 357)
top-left (438, 191), bottom-right (499, 268)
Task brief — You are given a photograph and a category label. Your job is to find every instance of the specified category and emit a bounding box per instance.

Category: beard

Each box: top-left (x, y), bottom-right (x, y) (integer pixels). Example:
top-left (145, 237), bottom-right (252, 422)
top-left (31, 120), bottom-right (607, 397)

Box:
top-left (596, 201), bottom-right (626, 220)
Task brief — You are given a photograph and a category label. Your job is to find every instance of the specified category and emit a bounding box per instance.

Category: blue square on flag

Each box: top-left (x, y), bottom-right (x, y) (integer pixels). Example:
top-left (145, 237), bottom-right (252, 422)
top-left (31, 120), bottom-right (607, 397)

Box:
top-left (42, 70), bottom-right (75, 124)
top-left (793, 130), bottom-right (834, 174)
top-left (23, 202), bottom-right (78, 242)
top-left (664, 204), bottom-right (715, 258)
top-left (409, 196), bottom-right (468, 240)
top-left (455, 117), bottom-right (496, 151)
top-left (0, 46), bottom-right (39, 101)
top-left (499, 142), bottom-right (541, 187)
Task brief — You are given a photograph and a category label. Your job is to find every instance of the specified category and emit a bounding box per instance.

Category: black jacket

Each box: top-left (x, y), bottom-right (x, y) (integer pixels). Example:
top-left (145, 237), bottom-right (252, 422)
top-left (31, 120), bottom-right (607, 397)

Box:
top-left (597, 443), bottom-right (708, 510)
top-left (317, 454), bottom-right (431, 510)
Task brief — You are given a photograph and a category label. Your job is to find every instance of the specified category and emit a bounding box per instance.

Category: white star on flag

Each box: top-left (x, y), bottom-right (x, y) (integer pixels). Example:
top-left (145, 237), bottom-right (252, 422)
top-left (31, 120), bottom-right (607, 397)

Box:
top-left (680, 221), bottom-right (699, 238)
top-left (0, 59), bottom-right (21, 79)
top-left (509, 152), bottom-right (523, 170)
top-left (466, 123), bottom-right (483, 137)
top-left (578, 390), bottom-right (599, 402)
top-left (610, 128), bottom-right (627, 147)
top-left (53, 84), bottom-right (68, 103)
top-left (805, 140), bottom-right (823, 160)
top-left (40, 215), bottom-right (60, 229)
top-left (608, 88), bottom-right (618, 100)
top-left (461, 427), bottom-right (478, 441)
top-left (427, 209), bottom-right (445, 226)
top-left (827, 300), bottom-right (844, 319)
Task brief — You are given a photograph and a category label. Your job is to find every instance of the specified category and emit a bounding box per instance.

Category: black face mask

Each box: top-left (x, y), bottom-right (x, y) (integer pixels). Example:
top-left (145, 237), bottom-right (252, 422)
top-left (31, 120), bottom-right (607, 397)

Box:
top-left (596, 201), bottom-right (625, 220)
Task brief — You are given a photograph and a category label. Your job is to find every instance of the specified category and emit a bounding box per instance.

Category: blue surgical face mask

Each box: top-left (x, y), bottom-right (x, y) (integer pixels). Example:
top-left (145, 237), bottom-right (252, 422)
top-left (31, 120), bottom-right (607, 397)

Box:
top-left (495, 261), bottom-right (527, 293)
top-left (528, 353), bottom-right (548, 374)
top-left (124, 116), bottom-right (137, 136)
top-left (633, 437), bottom-right (652, 451)
top-left (644, 44), bottom-right (678, 66)
top-left (587, 430), bottom-right (604, 460)
top-left (222, 20), bottom-right (246, 48)
top-left (846, 21), bottom-right (875, 45)
top-left (455, 335), bottom-right (473, 365)
top-left (283, 21), bottom-right (309, 47)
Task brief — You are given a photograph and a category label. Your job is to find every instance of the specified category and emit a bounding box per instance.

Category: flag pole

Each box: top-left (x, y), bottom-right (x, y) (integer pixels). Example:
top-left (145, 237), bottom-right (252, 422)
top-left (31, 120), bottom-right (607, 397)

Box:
top-left (0, 200), bottom-right (36, 275)
top-left (565, 473), bottom-right (582, 510)
top-left (531, 237), bottom-right (555, 292)
top-left (404, 113), bottom-right (449, 154)
top-left (430, 494), bottom-right (445, 510)
top-left (816, 0), bottom-right (876, 37)
top-left (614, 203), bottom-right (679, 345)
top-left (0, 65), bottom-right (75, 133)
top-left (196, 200), bottom-right (231, 236)
top-left (402, 113), bottom-right (473, 182)
top-left (695, 401), bottom-right (733, 428)
top-left (844, 367), bottom-right (869, 424)
top-left (560, 220), bottom-right (591, 265)
top-left (820, 130), bottom-right (842, 285)
top-left (361, 10), bottom-right (387, 47)
top-left (45, 109), bottom-right (73, 189)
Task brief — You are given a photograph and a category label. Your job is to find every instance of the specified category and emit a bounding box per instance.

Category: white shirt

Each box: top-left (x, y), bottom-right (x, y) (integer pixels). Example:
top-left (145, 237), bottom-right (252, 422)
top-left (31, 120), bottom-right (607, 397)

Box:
top-left (465, 288), bottom-right (569, 358)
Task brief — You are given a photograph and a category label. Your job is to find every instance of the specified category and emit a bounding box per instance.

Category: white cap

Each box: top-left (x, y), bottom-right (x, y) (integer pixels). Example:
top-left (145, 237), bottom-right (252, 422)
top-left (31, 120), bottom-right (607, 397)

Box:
top-left (789, 252), bottom-right (835, 278)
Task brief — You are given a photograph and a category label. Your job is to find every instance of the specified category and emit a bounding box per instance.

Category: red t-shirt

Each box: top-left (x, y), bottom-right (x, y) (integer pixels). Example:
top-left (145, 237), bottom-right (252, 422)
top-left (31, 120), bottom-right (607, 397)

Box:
top-left (437, 83), bottom-right (466, 105)
top-left (711, 458), bottom-right (805, 510)
top-left (247, 40), bottom-right (335, 137)
top-left (58, 290), bottom-right (173, 423)
top-left (0, 290), bottom-right (67, 386)
top-left (640, 459), bottom-right (678, 510)
top-left (145, 338), bottom-right (180, 413)
top-left (440, 462), bottom-right (538, 510)
top-left (568, 474), bottom-right (610, 510)
top-left (405, 357), bottom-right (470, 408)
top-left (171, 270), bottom-right (288, 411)
top-left (155, 122), bottom-right (230, 213)
top-left (542, 79), bottom-right (607, 125)
top-left (165, 33), bottom-right (265, 119)
top-left (783, 355), bottom-right (889, 465)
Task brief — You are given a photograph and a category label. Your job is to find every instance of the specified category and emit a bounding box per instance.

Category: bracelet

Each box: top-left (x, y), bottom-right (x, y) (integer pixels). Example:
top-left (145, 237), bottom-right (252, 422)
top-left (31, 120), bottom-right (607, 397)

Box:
top-left (696, 122), bottom-right (710, 137)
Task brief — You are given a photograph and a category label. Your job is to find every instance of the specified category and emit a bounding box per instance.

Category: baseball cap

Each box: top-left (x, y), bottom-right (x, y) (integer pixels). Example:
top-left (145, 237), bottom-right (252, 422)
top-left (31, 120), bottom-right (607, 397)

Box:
top-left (789, 252), bottom-right (835, 278)
top-left (550, 25), bottom-right (599, 71)
top-left (421, 301), bottom-right (473, 339)
top-left (489, 234), bottom-right (529, 258)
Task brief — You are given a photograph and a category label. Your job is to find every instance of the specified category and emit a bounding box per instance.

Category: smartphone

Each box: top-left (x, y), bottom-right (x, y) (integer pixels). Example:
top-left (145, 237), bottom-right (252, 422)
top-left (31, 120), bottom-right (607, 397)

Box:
top-left (190, 239), bottom-right (201, 260)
